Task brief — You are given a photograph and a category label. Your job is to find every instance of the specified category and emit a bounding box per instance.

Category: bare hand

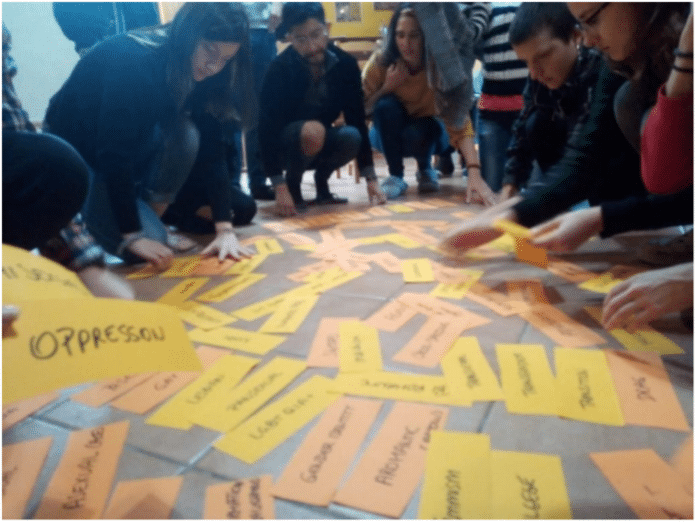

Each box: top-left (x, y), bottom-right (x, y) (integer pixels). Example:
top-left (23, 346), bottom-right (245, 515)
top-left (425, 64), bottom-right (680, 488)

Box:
top-left (466, 169), bottom-right (497, 206)
top-left (383, 62), bottom-right (408, 92)
top-left (498, 184), bottom-right (518, 203)
top-left (201, 231), bottom-right (254, 262)
top-left (274, 184), bottom-right (298, 217)
top-left (77, 266), bottom-right (135, 299)
top-left (530, 206), bottom-right (603, 252)
top-left (602, 263), bottom-right (693, 330)
top-left (367, 179), bottom-right (387, 205)
top-left (128, 237), bottom-right (174, 270)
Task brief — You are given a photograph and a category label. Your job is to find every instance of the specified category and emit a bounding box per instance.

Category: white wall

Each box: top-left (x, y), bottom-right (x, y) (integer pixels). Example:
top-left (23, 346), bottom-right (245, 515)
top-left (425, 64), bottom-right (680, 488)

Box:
top-left (2, 2), bottom-right (79, 124)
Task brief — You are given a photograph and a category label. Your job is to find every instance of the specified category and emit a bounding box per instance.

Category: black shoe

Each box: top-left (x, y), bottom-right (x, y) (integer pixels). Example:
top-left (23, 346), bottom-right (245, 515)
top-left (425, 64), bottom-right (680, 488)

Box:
top-left (313, 193), bottom-right (349, 205)
top-left (251, 185), bottom-right (276, 201)
top-left (434, 154), bottom-right (455, 178)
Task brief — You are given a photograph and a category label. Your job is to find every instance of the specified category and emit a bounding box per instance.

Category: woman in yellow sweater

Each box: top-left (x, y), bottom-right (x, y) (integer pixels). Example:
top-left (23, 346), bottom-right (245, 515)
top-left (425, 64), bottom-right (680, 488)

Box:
top-left (362, 5), bottom-right (454, 199)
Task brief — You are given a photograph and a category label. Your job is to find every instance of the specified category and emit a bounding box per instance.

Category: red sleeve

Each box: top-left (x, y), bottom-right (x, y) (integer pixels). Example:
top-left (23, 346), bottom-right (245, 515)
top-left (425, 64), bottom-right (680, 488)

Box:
top-left (640, 84), bottom-right (693, 194)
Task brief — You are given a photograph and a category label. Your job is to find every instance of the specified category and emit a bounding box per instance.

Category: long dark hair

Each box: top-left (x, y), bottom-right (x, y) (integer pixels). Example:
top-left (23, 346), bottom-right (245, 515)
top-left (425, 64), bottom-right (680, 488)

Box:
top-left (132, 2), bottom-right (256, 128)
top-left (378, 3), bottom-right (423, 68)
top-left (608, 3), bottom-right (690, 93)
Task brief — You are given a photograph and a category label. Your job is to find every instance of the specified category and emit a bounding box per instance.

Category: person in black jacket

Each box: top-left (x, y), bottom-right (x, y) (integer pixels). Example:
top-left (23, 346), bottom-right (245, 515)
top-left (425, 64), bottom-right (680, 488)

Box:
top-left (259, 2), bottom-right (386, 217)
top-left (44, 3), bottom-right (257, 268)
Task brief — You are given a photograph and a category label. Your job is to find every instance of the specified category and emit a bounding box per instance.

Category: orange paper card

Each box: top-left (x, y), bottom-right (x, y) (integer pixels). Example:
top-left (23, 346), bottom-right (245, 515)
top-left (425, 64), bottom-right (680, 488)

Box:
top-left (604, 350), bottom-right (690, 431)
top-left (515, 238), bottom-right (548, 268)
top-left (520, 303), bottom-right (606, 347)
top-left (364, 298), bottom-right (419, 332)
top-left (2, 391), bottom-right (59, 431)
top-left (3, 437), bottom-right (53, 519)
top-left (506, 279), bottom-right (550, 305)
top-left (272, 397), bottom-right (383, 506)
top-left (670, 435), bottom-right (693, 493)
top-left (34, 420), bottom-right (130, 519)
top-left (546, 258), bottom-right (597, 283)
top-left (204, 476), bottom-right (275, 519)
top-left (466, 282), bottom-right (529, 317)
top-left (70, 373), bottom-right (156, 408)
top-left (306, 317), bottom-right (358, 368)
top-left (333, 402), bottom-right (449, 518)
top-left (102, 476), bottom-right (183, 519)
top-left (590, 449), bottom-right (693, 519)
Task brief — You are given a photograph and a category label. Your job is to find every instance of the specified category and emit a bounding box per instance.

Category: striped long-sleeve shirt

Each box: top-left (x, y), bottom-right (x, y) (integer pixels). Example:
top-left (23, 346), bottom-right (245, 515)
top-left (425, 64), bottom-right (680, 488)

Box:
top-left (475, 3), bottom-right (528, 116)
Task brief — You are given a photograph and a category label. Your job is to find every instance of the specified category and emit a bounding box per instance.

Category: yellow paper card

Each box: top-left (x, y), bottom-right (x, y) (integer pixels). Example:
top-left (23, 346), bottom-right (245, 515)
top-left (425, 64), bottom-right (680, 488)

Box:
top-left (386, 233), bottom-right (422, 248)
top-left (231, 291), bottom-right (298, 321)
top-left (578, 271), bottom-right (625, 294)
top-left (332, 371), bottom-right (470, 406)
top-left (157, 277), bottom-right (210, 306)
top-left (3, 298), bottom-right (201, 404)
top-left (125, 262), bottom-right (162, 279)
top-left (387, 204), bottom-right (415, 213)
top-left (493, 218), bottom-right (531, 238)
top-left (188, 326), bottom-right (285, 355)
top-left (159, 255), bottom-right (201, 278)
top-left (195, 273), bottom-right (266, 303)
top-left (584, 306), bottom-right (683, 355)
top-left (515, 238), bottom-right (549, 268)
top-left (338, 320), bottom-right (383, 373)
top-left (418, 431), bottom-right (492, 519)
top-left (3, 243), bottom-right (91, 302)
top-left (225, 253), bottom-right (269, 275)
top-left (214, 375), bottom-right (339, 463)
top-left (259, 293), bottom-right (319, 334)
top-left (298, 269), bottom-right (362, 294)
top-left (255, 238), bottom-right (284, 255)
top-left (490, 450), bottom-right (572, 519)
top-left (554, 347), bottom-right (624, 426)
top-left (190, 356), bottom-right (306, 432)
top-left (146, 353), bottom-right (258, 429)
top-left (441, 337), bottom-right (504, 402)
top-left (176, 301), bottom-right (237, 330)
top-left (487, 233), bottom-right (517, 253)
top-left (496, 344), bottom-right (558, 416)
top-left (401, 258), bottom-right (435, 283)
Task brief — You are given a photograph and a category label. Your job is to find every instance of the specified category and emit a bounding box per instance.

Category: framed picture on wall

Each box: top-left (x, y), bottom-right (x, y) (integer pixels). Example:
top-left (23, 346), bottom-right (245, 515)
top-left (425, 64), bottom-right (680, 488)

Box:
top-left (335, 2), bottom-right (361, 22)
top-left (373, 3), bottom-right (398, 11)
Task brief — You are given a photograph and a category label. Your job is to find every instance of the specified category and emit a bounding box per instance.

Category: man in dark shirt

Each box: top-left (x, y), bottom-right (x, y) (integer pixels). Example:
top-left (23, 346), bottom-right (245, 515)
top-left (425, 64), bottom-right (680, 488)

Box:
top-left (258, 2), bottom-right (386, 217)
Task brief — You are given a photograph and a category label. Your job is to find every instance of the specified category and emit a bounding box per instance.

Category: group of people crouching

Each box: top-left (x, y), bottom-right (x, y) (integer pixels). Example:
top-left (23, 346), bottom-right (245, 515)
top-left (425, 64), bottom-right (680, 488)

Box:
top-left (2, 2), bottom-right (693, 332)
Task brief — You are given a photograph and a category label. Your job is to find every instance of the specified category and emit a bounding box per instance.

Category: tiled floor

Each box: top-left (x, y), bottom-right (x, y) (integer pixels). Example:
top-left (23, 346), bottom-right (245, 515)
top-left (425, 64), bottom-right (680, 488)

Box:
top-left (4, 157), bottom-right (693, 519)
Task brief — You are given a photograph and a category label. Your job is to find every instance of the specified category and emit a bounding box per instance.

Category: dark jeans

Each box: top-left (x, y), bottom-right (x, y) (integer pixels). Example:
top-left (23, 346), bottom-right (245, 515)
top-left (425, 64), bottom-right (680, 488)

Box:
top-left (279, 121), bottom-right (361, 204)
top-left (477, 111), bottom-right (518, 192)
top-left (3, 130), bottom-right (89, 250)
top-left (82, 117), bottom-right (200, 260)
top-left (370, 94), bottom-right (444, 178)
top-left (231, 27), bottom-right (278, 193)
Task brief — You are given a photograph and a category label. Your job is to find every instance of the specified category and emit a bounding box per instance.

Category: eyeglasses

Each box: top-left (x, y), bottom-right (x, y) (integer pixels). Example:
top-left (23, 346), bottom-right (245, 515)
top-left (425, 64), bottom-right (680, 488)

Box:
top-left (575, 2), bottom-right (610, 33)
top-left (289, 27), bottom-right (328, 47)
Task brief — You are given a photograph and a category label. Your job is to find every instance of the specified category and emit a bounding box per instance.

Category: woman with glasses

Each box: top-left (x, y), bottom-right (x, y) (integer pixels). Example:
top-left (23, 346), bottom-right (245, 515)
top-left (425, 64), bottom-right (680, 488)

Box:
top-left (45, 3), bottom-right (257, 269)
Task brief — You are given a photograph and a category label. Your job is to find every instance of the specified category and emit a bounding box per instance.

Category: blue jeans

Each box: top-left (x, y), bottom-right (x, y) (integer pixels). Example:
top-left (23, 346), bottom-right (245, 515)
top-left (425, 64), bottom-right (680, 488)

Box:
top-left (371, 94), bottom-right (444, 178)
top-left (278, 122), bottom-right (361, 204)
top-left (82, 117), bottom-right (200, 261)
top-left (476, 112), bottom-right (518, 192)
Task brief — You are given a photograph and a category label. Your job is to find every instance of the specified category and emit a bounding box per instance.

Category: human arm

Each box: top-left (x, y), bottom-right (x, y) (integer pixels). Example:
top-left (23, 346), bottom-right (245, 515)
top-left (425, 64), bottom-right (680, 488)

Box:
top-left (459, 130), bottom-right (496, 206)
top-left (529, 206), bottom-right (603, 252)
top-left (602, 263), bottom-right (693, 330)
top-left (640, 11), bottom-right (693, 195)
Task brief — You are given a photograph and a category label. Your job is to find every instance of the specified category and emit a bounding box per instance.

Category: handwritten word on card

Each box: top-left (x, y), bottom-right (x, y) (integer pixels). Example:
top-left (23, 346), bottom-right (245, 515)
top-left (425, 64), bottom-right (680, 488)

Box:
top-left (205, 476), bottom-right (275, 519)
top-left (401, 258), bottom-right (435, 283)
top-left (418, 431), bottom-right (492, 519)
top-left (102, 477), bottom-right (183, 519)
top-left (272, 397), bottom-right (383, 506)
top-left (441, 337), bottom-right (504, 402)
top-left (176, 301), bottom-right (237, 330)
top-left (307, 317), bottom-right (358, 368)
top-left (332, 371), bottom-right (470, 406)
top-left (3, 298), bottom-right (200, 404)
top-left (157, 277), bottom-right (210, 306)
top-left (491, 450), bottom-right (572, 519)
top-left (214, 375), bottom-right (338, 463)
top-left (604, 350), bottom-right (689, 432)
top-left (339, 320), bottom-right (383, 373)
top-left (520, 303), bottom-right (606, 348)
top-left (146, 354), bottom-right (258, 429)
top-left (159, 255), bottom-right (200, 278)
top-left (225, 252), bottom-right (269, 275)
top-left (187, 326), bottom-right (285, 355)
top-left (3, 244), bottom-right (91, 302)
top-left (2, 391), bottom-right (59, 431)
top-left (71, 372), bottom-right (156, 408)
top-left (555, 347), bottom-right (624, 426)
top-left (333, 402), bottom-right (449, 518)
top-left (34, 421), bottom-right (130, 519)
top-left (590, 449), bottom-right (693, 519)
top-left (364, 299), bottom-right (418, 332)
top-left (191, 356), bottom-right (306, 432)
top-left (466, 282), bottom-right (529, 317)
top-left (196, 273), bottom-right (266, 303)
top-left (3, 437), bottom-right (53, 519)
top-left (259, 294), bottom-right (319, 334)
top-left (496, 344), bottom-right (558, 416)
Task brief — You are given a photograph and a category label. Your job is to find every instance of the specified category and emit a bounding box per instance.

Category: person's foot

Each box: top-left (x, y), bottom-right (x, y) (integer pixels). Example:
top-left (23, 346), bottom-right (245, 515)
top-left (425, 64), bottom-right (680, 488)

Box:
top-left (416, 168), bottom-right (440, 193)
top-left (251, 184), bottom-right (276, 201)
top-left (312, 193), bottom-right (349, 205)
top-left (434, 154), bottom-right (455, 178)
top-left (381, 176), bottom-right (408, 199)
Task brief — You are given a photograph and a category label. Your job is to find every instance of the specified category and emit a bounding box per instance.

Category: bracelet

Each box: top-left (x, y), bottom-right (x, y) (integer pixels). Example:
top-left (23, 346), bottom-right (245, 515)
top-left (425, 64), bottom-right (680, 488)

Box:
top-left (116, 231), bottom-right (147, 257)
top-left (672, 64), bottom-right (694, 73)
top-left (466, 163), bottom-right (481, 170)
top-left (674, 48), bottom-right (693, 58)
